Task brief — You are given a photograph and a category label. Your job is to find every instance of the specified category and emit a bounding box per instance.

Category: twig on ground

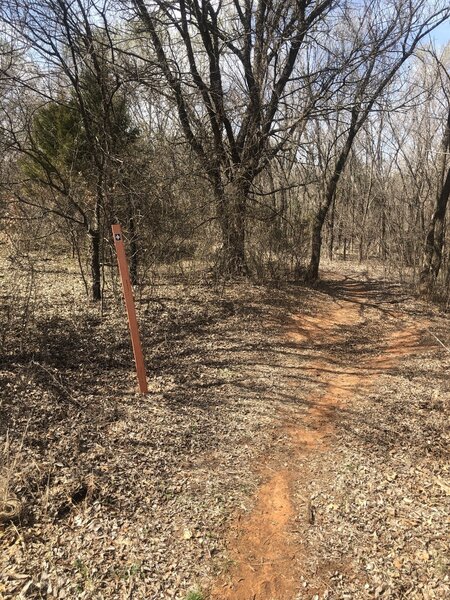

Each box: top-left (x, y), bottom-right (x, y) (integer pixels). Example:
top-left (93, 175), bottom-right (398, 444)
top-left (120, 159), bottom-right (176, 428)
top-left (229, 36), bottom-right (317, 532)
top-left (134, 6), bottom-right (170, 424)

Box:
top-left (425, 329), bottom-right (450, 354)
top-left (29, 360), bottom-right (83, 407)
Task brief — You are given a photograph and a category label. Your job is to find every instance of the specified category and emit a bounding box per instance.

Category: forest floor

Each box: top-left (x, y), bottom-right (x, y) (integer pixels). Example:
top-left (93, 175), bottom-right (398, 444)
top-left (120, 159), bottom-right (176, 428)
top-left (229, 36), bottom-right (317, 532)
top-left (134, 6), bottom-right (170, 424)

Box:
top-left (0, 254), bottom-right (449, 600)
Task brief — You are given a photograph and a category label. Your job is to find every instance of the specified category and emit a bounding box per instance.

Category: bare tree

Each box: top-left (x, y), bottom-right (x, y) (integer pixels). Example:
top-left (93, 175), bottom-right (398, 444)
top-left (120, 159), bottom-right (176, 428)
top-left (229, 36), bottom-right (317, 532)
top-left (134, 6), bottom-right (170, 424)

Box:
top-left (1, 0), bottom-right (137, 300)
top-left (129, 0), bottom-right (337, 274)
top-left (304, 0), bottom-right (450, 282)
top-left (420, 51), bottom-right (450, 295)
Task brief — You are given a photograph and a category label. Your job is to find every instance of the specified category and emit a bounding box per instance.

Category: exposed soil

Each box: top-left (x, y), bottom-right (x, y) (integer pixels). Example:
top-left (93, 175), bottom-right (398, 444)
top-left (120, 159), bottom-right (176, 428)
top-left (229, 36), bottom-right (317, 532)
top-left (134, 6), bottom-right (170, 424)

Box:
top-left (211, 286), bottom-right (367, 600)
top-left (211, 277), bottom-right (448, 600)
top-left (1, 257), bottom-right (448, 599)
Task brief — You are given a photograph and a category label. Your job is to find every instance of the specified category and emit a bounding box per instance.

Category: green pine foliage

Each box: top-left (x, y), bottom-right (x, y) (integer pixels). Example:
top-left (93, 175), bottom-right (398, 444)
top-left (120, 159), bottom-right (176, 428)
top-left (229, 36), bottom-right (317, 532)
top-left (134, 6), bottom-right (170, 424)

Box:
top-left (23, 101), bottom-right (82, 180)
top-left (25, 54), bottom-right (138, 183)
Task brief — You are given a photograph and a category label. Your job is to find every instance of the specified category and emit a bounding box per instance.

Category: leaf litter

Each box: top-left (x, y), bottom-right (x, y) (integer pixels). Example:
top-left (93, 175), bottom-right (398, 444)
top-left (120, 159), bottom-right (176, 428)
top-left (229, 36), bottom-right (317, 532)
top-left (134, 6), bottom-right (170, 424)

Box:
top-left (0, 257), bottom-right (449, 599)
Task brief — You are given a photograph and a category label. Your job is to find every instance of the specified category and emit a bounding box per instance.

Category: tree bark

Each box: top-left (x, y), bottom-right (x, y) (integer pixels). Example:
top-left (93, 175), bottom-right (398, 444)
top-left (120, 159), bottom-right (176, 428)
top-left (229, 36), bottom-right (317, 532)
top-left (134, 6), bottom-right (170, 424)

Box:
top-left (305, 111), bottom-right (359, 282)
top-left (420, 106), bottom-right (450, 296)
top-left (128, 212), bottom-right (138, 286)
top-left (419, 166), bottom-right (450, 295)
top-left (216, 177), bottom-right (249, 275)
top-left (328, 197), bottom-right (335, 261)
top-left (89, 192), bottom-right (102, 301)
top-left (381, 209), bottom-right (387, 261)
top-left (90, 227), bottom-right (101, 301)
top-left (305, 203), bottom-right (330, 282)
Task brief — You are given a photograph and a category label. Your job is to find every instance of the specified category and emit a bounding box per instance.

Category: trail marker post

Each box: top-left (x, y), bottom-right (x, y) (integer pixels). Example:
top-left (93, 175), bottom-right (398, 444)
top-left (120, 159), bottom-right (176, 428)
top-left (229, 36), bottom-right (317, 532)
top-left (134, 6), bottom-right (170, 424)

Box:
top-left (111, 224), bottom-right (148, 393)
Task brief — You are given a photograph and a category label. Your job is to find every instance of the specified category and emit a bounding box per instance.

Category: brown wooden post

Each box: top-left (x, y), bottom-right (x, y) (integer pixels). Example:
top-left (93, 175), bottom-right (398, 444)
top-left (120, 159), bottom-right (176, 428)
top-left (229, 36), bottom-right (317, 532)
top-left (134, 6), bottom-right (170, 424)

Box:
top-left (112, 224), bottom-right (148, 393)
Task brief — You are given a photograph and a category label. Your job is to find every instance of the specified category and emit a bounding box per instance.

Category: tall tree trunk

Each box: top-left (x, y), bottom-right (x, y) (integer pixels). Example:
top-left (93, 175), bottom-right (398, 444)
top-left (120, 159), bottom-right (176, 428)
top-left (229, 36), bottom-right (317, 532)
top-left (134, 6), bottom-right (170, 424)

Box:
top-left (305, 162), bottom-right (348, 281)
top-left (215, 176), bottom-right (249, 275)
top-left (305, 114), bottom-right (359, 282)
top-left (328, 197), bottom-right (335, 261)
top-left (381, 209), bottom-right (387, 261)
top-left (306, 203), bottom-right (330, 282)
top-left (90, 227), bottom-right (101, 301)
top-left (419, 166), bottom-right (450, 295)
top-left (128, 212), bottom-right (138, 286)
top-left (420, 107), bottom-right (450, 296)
top-left (89, 195), bottom-right (102, 301)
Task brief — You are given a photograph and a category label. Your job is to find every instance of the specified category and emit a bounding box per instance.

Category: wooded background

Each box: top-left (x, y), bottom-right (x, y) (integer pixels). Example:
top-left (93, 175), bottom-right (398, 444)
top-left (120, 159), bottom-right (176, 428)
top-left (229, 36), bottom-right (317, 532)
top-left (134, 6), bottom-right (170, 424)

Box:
top-left (1, 0), bottom-right (449, 302)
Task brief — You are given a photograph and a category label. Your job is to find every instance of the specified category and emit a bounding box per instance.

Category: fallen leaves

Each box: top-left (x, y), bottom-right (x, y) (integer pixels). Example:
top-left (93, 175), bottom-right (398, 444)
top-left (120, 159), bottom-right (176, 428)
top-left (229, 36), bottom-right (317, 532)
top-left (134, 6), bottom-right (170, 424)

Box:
top-left (1, 258), bottom-right (449, 599)
top-left (0, 255), bottom-right (289, 598)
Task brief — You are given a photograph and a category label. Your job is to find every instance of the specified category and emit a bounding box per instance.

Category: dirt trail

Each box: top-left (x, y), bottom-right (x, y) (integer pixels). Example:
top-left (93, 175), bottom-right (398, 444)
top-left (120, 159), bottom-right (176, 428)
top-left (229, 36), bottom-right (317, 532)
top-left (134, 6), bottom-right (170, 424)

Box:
top-left (211, 281), bottom-right (426, 600)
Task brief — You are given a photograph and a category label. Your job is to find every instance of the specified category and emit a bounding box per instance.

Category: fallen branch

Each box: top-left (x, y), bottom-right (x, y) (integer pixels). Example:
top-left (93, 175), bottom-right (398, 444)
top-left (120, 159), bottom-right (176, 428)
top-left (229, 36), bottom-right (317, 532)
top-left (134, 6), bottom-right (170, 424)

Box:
top-left (425, 329), bottom-right (450, 354)
top-left (29, 360), bottom-right (83, 408)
